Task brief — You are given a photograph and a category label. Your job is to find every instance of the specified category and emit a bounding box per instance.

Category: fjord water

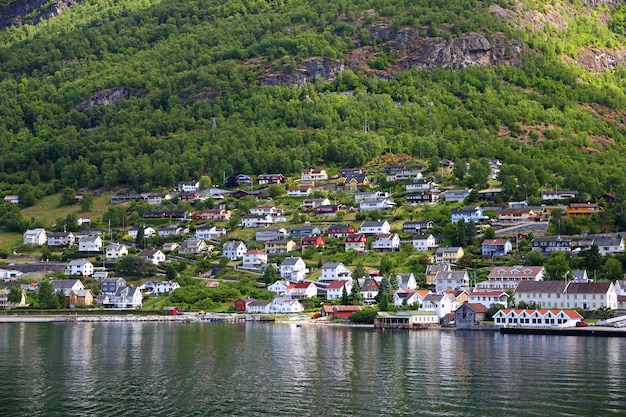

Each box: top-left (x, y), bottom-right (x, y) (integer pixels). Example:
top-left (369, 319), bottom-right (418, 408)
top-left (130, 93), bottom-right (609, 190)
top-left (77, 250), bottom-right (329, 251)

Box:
top-left (1, 322), bottom-right (624, 417)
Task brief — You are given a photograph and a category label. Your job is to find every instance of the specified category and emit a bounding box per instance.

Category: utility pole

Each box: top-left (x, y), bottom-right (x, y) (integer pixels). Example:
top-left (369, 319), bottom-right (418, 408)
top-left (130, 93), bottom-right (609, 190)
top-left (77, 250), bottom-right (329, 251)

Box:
top-left (363, 119), bottom-right (369, 133)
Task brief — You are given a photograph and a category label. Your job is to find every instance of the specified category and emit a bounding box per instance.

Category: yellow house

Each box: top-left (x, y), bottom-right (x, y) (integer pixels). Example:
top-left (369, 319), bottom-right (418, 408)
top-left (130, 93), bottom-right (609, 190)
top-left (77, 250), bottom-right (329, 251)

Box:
top-left (435, 247), bottom-right (465, 264)
top-left (264, 239), bottom-right (297, 255)
top-left (565, 203), bottom-right (601, 218)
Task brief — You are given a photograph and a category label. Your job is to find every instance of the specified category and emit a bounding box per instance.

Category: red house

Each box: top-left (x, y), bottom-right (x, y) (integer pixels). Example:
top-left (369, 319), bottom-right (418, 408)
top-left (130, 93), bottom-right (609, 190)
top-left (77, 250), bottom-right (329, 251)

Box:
top-left (302, 235), bottom-right (325, 249)
top-left (162, 306), bottom-right (179, 316)
top-left (345, 233), bottom-right (368, 252)
top-left (320, 305), bottom-right (362, 319)
top-left (327, 224), bottom-right (356, 238)
top-left (234, 298), bottom-right (256, 312)
top-left (257, 174), bottom-right (285, 184)
top-left (315, 205), bottom-right (340, 216)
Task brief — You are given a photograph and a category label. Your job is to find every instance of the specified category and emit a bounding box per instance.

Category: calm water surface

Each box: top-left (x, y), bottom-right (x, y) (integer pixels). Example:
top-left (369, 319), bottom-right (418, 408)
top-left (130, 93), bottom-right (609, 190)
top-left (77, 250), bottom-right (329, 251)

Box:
top-left (1, 322), bottom-right (624, 416)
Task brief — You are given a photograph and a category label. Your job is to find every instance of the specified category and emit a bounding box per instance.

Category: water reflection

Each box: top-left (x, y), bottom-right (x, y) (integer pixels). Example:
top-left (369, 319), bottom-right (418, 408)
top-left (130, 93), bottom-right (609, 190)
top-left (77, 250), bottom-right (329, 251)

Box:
top-left (2, 323), bottom-right (626, 416)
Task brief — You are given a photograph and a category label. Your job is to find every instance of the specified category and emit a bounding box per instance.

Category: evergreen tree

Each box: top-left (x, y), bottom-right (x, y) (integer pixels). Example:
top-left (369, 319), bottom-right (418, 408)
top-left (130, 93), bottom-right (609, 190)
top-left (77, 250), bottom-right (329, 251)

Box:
top-left (341, 284), bottom-right (350, 305)
top-left (38, 281), bottom-right (59, 309)
top-left (135, 224), bottom-right (145, 249)
top-left (378, 292), bottom-right (391, 311)
top-left (376, 275), bottom-right (391, 304)
top-left (57, 291), bottom-right (67, 309)
top-left (350, 279), bottom-right (361, 305)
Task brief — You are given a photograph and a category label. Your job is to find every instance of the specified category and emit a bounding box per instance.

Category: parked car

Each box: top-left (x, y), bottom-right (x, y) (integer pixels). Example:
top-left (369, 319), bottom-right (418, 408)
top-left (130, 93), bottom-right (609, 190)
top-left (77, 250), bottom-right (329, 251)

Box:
top-left (575, 321), bottom-right (588, 327)
top-left (613, 322), bottom-right (625, 328)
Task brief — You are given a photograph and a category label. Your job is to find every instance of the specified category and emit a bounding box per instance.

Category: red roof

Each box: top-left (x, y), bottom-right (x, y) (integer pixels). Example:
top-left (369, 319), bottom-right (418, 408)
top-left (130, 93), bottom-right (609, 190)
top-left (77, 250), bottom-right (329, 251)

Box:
top-left (482, 239), bottom-right (509, 246)
top-left (246, 250), bottom-right (267, 255)
top-left (464, 303), bottom-right (488, 313)
top-left (321, 305), bottom-right (361, 313)
top-left (326, 280), bottom-right (349, 289)
top-left (293, 282), bottom-right (315, 289)
top-left (470, 291), bottom-right (507, 297)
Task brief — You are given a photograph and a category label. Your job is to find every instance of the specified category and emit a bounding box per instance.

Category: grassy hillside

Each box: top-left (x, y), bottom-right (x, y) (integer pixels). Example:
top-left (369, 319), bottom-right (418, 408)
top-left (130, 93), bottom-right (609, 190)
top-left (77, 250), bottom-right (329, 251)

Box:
top-left (0, 0), bottom-right (626, 212)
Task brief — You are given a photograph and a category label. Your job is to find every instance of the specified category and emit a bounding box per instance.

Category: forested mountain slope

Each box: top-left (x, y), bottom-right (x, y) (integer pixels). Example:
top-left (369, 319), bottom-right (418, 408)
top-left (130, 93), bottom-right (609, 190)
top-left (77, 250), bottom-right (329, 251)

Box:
top-left (2, 0), bottom-right (626, 205)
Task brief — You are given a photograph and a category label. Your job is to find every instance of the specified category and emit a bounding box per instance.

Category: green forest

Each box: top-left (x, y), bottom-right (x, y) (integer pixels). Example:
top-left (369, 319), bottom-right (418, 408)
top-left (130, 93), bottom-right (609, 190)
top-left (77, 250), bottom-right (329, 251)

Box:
top-left (1, 0), bottom-right (626, 206)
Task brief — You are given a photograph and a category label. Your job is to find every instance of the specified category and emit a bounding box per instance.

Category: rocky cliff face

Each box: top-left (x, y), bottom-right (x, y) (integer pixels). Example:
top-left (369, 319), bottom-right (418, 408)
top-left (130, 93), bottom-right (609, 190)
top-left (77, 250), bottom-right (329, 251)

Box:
top-left (74, 87), bottom-right (144, 111)
top-left (0, 0), bottom-right (80, 29)
top-left (260, 30), bottom-right (527, 86)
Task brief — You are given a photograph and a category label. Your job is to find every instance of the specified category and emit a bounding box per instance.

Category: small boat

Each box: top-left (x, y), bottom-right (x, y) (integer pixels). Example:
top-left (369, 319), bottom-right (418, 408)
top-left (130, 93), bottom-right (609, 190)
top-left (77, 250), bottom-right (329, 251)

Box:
top-left (296, 324), bottom-right (303, 328)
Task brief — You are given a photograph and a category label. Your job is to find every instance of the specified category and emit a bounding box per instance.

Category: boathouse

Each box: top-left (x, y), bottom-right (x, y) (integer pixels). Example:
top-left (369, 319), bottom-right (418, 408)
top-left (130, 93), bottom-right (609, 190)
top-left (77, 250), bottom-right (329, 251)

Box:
top-left (374, 311), bottom-right (439, 329)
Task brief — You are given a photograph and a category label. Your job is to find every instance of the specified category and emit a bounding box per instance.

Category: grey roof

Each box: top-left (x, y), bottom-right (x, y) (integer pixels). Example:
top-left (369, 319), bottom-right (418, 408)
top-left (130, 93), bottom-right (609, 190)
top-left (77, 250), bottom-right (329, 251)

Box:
top-left (593, 237), bottom-right (622, 246)
top-left (281, 257), bottom-right (302, 266)
top-left (322, 262), bottom-right (344, 269)
top-left (423, 294), bottom-right (444, 303)
top-left (67, 259), bottom-right (92, 266)
top-left (248, 301), bottom-right (271, 307)
top-left (435, 247), bottom-right (462, 255)
top-left (361, 221), bottom-right (386, 227)
top-left (515, 281), bottom-right (569, 293)
top-left (51, 279), bottom-right (82, 290)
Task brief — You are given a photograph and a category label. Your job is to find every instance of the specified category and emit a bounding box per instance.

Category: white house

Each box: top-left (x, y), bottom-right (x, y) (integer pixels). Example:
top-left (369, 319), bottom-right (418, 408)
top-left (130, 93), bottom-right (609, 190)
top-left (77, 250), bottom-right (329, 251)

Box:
top-left (250, 206), bottom-right (283, 216)
top-left (137, 249), bottom-right (166, 265)
top-left (287, 186), bottom-right (312, 197)
top-left (468, 290), bottom-right (508, 309)
top-left (246, 300), bottom-right (272, 314)
top-left (301, 198), bottom-right (331, 209)
top-left (435, 270), bottom-right (470, 293)
top-left (222, 241), bottom-right (248, 261)
top-left (406, 180), bottom-right (434, 192)
top-left (359, 198), bottom-right (395, 212)
top-left (421, 293), bottom-right (458, 319)
top-left (105, 286), bottom-right (143, 309)
top-left (515, 281), bottom-right (618, 310)
top-left (451, 206), bottom-right (488, 223)
top-left (270, 297), bottom-right (305, 313)
top-left (593, 237), bottom-right (625, 256)
top-left (481, 239), bottom-right (513, 257)
top-left (243, 250), bottom-right (268, 268)
top-left (195, 225), bottom-right (227, 240)
top-left (359, 221), bottom-right (391, 235)
top-left (78, 235), bottom-right (103, 253)
top-left (65, 259), bottom-right (94, 277)
top-left (154, 281), bottom-right (181, 295)
top-left (493, 309), bottom-right (582, 328)
top-left (242, 214), bottom-right (274, 228)
top-left (179, 238), bottom-right (209, 254)
top-left (158, 224), bottom-right (190, 237)
top-left (326, 280), bottom-right (353, 300)
top-left (393, 289), bottom-right (431, 307)
top-left (396, 273), bottom-right (417, 290)
top-left (128, 227), bottom-right (156, 239)
top-left (268, 280), bottom-right (292, 295)
top-left (106, 243), bottom-right (128, 260)
top-left (301, 169), bottom-right (328, 181)
top-left (286, 281), bottom-right (318, 299)
top-left (280, 257), bottom-right (309, 282)
top-left (47, 232), bottom-right (75, 247)
top-left (23, 228), bottom-right (47, 246)
top-left (320, 262), bottom-right (352, 281)
top-left (412, 234), bottom-right (437, 252)
top-left (178, 181), bottom-right (200, 192)
top-left (372, 233), bottom-right (400, 251)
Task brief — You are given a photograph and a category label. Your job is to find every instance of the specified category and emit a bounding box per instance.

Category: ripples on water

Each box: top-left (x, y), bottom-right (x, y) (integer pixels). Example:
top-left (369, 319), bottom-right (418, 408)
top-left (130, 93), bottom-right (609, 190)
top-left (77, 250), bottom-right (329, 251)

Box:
top-left (1, 322), bottom-right (625, 417)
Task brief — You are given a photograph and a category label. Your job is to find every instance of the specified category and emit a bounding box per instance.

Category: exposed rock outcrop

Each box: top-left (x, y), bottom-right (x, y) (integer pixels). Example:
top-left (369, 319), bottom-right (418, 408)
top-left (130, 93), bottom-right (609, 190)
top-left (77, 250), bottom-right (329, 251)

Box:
top-left (74, 87), bottom-right (144, 111)
top-left (0, 0), bottom-right (80, 29)
top-left (261, 57), bottom-right (345, 86)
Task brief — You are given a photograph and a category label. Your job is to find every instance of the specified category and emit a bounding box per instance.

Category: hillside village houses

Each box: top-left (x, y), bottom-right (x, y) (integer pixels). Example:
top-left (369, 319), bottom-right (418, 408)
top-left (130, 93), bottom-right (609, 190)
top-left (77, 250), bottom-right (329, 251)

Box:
top-left (222, 241), bottom-right (247, 260)
top-left (11, 165), bottom-right (626, 321)
top-left (47, 232), bottom-right (75, 247)
top-left (78, 235), bottom-right (103, 252)
top-left (280, 256), bottom-right (309, 281)
top-left (23, 228), bottom-right (47, 246)
top-left (106, 243), bottom-right (128, 260)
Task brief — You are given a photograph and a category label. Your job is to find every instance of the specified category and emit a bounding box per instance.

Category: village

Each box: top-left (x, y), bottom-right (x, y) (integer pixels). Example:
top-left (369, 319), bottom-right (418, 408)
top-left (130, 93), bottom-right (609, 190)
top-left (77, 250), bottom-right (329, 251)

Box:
top-left (2, 159), bottom-right (626, 331)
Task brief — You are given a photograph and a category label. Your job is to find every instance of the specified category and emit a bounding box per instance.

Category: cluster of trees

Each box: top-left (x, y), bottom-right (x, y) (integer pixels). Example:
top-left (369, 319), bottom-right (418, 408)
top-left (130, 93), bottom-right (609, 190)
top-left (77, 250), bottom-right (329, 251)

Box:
top-left (0, 0), bottom-right (625, 214)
